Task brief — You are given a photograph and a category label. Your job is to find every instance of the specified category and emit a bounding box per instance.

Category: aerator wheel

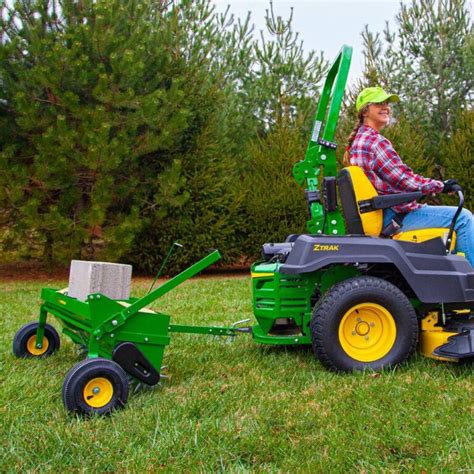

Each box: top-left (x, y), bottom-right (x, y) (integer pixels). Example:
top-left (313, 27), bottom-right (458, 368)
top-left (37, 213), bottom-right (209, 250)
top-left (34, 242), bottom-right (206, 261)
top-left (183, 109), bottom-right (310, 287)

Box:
top-left (62, 358), bottom-right (129, 416)
top-left (310, 276), bottom-right (419, 372)
top-left (13, 322), bottom-right (60, 358)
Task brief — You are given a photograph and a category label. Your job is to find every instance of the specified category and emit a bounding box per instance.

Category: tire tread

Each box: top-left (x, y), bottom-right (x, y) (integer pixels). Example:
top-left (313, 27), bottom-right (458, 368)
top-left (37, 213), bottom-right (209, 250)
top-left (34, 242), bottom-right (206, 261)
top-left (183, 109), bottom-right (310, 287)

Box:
top-left (13, 321), bottom-right (60, 358)
top-left (62, 358), bottom-right (129, 416)
top-left (310, 276), bottom-right (418, 371)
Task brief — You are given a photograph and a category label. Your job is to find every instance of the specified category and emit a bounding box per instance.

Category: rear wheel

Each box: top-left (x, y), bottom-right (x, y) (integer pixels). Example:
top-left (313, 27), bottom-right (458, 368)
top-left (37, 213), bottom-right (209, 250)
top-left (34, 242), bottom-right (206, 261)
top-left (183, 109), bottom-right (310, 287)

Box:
top-left (62, 358), bottom-right (129, 416)
top-left (13, 322), bottom-right (60, 358)
top-left (310, 276), bottom-right (418, 371)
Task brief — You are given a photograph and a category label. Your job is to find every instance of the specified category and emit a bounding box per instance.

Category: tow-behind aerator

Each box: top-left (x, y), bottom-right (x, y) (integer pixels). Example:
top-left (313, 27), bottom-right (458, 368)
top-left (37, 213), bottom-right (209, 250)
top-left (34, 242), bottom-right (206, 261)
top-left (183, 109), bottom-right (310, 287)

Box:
top-left (13, 250), bottom-right (244, 415)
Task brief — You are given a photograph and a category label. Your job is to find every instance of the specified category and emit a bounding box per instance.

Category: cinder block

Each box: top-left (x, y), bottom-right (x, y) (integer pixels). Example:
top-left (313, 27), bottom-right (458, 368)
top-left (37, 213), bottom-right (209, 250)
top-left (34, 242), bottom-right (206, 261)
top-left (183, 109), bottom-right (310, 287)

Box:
top-left (68, 260), bottom-right (132, 301)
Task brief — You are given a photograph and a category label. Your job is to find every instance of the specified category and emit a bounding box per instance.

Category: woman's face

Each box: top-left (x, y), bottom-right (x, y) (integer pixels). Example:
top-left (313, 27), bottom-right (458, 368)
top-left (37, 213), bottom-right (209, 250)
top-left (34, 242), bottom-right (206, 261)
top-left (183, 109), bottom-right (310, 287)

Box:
top-left (363, 102), bottom-right (391, 131)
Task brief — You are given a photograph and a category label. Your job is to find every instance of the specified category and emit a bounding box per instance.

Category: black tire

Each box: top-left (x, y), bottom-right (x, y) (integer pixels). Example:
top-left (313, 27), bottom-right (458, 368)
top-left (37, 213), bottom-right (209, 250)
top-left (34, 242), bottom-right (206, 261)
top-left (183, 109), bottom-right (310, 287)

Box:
top-left (62, 358), bottom-right (129, 416)
top-left (13, 322), bottom-right (60, 358)
top-left (310, 276), bottom-right (419, 372)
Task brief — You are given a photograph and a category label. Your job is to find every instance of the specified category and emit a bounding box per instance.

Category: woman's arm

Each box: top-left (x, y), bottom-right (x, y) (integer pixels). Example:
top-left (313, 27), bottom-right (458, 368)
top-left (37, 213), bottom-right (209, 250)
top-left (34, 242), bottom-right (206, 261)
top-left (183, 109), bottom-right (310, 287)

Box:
top-left (371, 136), bottom-right (444, 194)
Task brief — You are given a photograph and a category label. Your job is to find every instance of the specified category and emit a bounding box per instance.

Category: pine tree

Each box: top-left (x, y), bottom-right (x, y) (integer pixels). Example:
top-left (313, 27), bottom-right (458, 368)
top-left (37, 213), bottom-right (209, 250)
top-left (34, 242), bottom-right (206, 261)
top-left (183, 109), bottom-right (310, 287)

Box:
top-left (442, 108), bottom-right (474, 209)
top-left (363, 0), bottom-right (473, 162)
top-left (121, 0), bottom-right (257, 273)
top-left (127, 78), bottom-right (245, 274)
top-left (1, 0), bottom-right (199, 265)
top-left (240, 120), bottom-right (307, 259)
top-left (250, 2), bottom-right (327, 134)
top-left (0, 0), bottom-right (251, 268)
top-left (131, 1), bottom-right (329, 269)
top-left (239, 3), bottom-right (327, 257)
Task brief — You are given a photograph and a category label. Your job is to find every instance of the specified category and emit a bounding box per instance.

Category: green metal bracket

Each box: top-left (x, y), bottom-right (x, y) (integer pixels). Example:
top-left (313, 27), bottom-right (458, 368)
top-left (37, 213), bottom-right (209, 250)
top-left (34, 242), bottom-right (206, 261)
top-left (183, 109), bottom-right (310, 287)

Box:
top-left (34, 306), bottom-right (47, 349)
top-left (62, 327), bottom-right (86, 346)
top-left (292, 44), bottom-right (352, 236)
top-left (168, 324), bottom-right (237, 337)
top-left (93, 250), bottom-right (222, 338)
top-left (252, 324), bottom-right (311, 345)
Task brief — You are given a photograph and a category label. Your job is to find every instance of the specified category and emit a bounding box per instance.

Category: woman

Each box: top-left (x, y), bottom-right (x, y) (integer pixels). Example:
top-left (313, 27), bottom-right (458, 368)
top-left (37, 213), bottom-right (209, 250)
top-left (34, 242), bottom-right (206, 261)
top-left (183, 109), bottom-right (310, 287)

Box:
top-left (343, 86), bottom-right (474, 267)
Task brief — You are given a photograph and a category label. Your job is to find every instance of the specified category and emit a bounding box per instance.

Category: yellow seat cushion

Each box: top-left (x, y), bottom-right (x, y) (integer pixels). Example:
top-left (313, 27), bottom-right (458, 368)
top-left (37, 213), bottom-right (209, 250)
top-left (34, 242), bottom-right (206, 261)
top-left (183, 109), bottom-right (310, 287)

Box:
top-left (393, 228), bottom-right (456, 251)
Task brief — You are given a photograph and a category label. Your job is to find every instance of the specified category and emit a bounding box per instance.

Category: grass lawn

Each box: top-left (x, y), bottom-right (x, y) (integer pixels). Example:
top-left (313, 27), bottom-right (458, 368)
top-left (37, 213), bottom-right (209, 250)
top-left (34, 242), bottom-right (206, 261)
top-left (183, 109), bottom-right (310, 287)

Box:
top-left (1, 276), bottom-right (472, 472)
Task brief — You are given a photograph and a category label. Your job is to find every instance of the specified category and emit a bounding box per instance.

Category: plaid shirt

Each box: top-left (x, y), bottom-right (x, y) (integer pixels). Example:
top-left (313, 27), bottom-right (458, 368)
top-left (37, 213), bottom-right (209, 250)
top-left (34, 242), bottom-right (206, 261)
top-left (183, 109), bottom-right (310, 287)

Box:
top-left (349, 125), bottom-right (444, 213)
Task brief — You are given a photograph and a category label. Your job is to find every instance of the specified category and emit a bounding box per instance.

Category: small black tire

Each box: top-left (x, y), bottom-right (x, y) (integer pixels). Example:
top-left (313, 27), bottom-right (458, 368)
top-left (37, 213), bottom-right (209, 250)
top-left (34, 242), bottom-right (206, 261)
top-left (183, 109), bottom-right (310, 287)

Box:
top-left (310, 276), bottom-right (419, 372)
top-left (62, 358), bottom-right (129, 416)
top-left (13, 322), bottom-right (60, 358)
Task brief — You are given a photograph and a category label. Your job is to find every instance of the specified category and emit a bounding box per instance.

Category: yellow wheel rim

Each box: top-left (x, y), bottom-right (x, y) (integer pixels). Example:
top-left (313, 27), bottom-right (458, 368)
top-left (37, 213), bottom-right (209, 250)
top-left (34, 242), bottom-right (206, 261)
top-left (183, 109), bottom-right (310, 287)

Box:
top-left (83, 377), bottom-right (114, 408)
top-left (338, 303), bottom-right (397, 362)
top-left (26, 335), bottom-right (49, 356)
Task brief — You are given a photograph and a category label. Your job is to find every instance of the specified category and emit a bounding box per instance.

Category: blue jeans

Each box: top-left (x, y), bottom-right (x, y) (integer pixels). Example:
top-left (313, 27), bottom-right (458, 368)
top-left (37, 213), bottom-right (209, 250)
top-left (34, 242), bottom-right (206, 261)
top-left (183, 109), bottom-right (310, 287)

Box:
top-left (383, 205), bottom-right (474, 268)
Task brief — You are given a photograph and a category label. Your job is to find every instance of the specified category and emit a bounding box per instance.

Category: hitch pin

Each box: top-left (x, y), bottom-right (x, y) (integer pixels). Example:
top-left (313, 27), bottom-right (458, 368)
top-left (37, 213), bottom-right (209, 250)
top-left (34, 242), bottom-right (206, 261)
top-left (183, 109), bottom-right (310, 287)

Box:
top-left (232, 318), bottom-right (251, 328)
top-left (232, 318), bottom-right (252, 333)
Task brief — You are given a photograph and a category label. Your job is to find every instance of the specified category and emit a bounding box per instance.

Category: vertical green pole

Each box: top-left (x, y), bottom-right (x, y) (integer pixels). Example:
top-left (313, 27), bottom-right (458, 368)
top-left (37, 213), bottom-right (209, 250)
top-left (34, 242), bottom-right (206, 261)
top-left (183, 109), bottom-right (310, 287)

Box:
top-left (34, 306), bottom-right (47, 348)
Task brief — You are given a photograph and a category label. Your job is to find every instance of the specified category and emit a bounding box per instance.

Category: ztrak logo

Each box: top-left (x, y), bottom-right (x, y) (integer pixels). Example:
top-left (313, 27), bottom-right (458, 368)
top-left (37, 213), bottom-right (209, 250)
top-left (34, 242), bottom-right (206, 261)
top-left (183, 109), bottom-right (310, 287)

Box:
top-left (313, 244), bottom-right (339, 252)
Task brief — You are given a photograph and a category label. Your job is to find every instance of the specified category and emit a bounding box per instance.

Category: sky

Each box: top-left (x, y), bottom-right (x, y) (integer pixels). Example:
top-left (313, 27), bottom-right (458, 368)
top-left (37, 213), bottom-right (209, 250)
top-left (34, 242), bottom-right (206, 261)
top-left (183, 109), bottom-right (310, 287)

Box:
top-left (212, 0), bottom-right (406, 83)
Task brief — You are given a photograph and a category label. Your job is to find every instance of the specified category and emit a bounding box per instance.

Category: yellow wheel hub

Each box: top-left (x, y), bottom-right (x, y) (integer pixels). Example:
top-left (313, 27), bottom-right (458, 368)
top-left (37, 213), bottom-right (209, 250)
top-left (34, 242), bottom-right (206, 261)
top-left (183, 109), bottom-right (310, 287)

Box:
top-left (83, 377), bottom-right (114, 408)
top-left (26, 335), bottom-right (49, 356)
top-left (338, 303), bottom-right (397, 362)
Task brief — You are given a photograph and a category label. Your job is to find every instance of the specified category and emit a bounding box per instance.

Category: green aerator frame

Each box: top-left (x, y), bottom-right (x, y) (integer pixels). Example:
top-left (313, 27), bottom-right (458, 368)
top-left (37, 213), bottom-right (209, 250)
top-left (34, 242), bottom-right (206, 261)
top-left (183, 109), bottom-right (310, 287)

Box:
top-left (14, 249), bottom-right (244, 415)
top-left (41, 249), bottom-right (237, 356)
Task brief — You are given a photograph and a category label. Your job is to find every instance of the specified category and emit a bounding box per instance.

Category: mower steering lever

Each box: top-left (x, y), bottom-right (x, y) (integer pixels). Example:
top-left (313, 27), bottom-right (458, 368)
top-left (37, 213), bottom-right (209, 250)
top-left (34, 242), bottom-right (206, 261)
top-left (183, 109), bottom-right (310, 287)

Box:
top-left (445, 190), bottom-right (464, 254)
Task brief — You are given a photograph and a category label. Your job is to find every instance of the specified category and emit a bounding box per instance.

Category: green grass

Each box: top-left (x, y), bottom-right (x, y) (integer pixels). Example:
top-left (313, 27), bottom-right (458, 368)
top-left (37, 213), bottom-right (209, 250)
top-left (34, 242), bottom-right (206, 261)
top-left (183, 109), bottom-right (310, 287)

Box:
top-left (1, 277), bottom-right (472, 472)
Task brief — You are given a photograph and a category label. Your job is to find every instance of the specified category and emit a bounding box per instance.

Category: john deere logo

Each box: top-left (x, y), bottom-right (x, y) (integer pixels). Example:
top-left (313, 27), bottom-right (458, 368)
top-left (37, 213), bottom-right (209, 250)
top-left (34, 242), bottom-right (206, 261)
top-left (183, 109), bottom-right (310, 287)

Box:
top-left (313, 244), bottom-right (339, 252)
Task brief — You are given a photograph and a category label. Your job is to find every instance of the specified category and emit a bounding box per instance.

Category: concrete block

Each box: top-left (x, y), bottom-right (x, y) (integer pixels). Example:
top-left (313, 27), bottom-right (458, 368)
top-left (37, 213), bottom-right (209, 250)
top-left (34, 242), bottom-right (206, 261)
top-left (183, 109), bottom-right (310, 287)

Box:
top-left (68, 260), bottom-right (132, 301)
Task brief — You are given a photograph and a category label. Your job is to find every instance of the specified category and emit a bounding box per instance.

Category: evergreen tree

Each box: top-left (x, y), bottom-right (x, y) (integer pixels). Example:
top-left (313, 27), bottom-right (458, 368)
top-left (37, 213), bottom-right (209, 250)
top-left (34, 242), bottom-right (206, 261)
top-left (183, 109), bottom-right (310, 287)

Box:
top-left (250, 2), bottom-right (327, 134)
top-left (123, 0), bottom-right (253, 273)
top-left (442, 108), bottom-right (474, 209)
top-left (127, 71), bottom-right (245, 274)
top-left (131, 2), bottom-right (328, 270)
top-left (0, 0), bottom-right (196, 264)
top-left (240, 120), bottom-right (307, 259)
top-left (363, 0), bottom-right (473, 162)
top-left (0, 0), bottom-right (249, 269)
top-left (238, 2), bottom-right (328, 257)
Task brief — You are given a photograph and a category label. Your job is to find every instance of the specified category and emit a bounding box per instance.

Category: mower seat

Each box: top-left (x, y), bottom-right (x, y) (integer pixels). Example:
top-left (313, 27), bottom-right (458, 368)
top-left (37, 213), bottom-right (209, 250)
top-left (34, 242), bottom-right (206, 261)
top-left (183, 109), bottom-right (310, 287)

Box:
top-left (337, 166), bottom-right (456, 248)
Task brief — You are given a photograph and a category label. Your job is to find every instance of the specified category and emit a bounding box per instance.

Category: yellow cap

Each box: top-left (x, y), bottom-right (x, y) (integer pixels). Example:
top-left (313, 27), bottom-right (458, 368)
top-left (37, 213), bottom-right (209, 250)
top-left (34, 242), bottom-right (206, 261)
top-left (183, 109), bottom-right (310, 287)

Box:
top-left (356, 87), bottom-right (400, 112)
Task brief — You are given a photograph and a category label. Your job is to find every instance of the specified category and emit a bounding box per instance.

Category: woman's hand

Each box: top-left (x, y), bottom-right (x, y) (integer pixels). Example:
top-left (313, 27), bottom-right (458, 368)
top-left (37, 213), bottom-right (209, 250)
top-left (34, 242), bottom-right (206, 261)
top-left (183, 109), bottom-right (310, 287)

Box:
top-left (442, 179), bottom-right (463, 194)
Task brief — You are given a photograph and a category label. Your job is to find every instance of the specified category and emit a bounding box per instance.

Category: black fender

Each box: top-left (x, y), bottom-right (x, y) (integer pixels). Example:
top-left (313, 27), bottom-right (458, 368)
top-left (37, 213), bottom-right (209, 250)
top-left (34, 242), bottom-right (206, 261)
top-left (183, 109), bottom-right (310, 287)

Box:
top-left (279, 235), bottom-right (474, 304)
